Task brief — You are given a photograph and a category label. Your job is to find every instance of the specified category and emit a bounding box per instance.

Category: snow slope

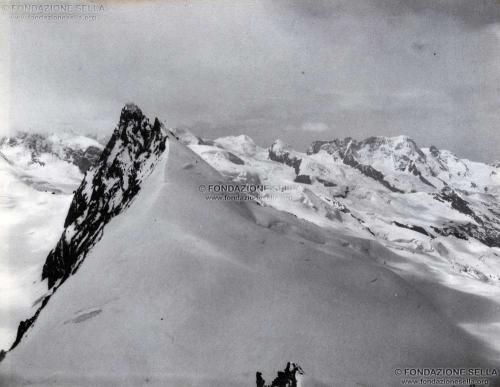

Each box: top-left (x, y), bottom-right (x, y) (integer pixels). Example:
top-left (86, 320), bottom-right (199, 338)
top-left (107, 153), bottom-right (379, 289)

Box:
top-left (0, 132), bottom-right (103, 350)
top-left (180, 132), bottom-right (500, 363)
top-left (0, 157), bottom-right (72, 351)
top-left (1, 124), bottom-right (497, 386)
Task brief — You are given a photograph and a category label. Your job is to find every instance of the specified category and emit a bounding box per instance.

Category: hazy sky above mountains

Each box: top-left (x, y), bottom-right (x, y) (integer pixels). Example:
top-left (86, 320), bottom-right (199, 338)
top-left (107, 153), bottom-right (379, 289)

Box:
top-left (1, 0), bottom-right (500, 162)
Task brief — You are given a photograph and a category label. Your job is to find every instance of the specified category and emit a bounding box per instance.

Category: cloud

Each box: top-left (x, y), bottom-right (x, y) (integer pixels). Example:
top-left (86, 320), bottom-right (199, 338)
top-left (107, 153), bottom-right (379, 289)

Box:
top-left (301, 122), bottom-right (329, 132)
top-left (2, 0), bottom-right (500, 162)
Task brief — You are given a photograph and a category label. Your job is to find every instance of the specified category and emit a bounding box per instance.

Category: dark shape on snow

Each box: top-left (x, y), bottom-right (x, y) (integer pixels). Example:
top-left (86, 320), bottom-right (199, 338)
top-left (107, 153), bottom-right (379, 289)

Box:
top-left (226, 151), bottom-right (245, 165)
top-left (268, 143), bottom-right (302, 175)
top-left (343, 153), bottom-right (404, 193)
top-left (294, 174), bottom-right (312, 184)
top-left (256, 362), bottom-right (304, 387)
top-left (316, 177), bottom-right (336, 187)
top-left (393, 221), bottom-right (433, 238)
top-left (256, 372), bottom-right (265, 387)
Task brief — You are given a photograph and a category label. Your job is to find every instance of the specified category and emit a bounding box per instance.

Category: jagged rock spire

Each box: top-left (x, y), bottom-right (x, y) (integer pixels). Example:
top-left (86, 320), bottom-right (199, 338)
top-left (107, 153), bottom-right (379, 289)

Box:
top-left (42, 104), bottom-right (167, 288)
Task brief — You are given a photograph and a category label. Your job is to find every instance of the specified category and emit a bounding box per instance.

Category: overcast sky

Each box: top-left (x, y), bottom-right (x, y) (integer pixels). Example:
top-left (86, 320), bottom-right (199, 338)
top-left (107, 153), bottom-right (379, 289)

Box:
top-left (1, 0), bottom-right (499, 162)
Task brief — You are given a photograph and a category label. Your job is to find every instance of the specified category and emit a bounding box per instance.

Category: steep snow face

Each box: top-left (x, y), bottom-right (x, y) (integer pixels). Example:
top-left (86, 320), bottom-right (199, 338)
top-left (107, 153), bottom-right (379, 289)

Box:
top-left (214, 134), bottom-right (257, 157)
top-left (0, 158), bottom-right (72, 350)
top-left (423, 146), bottom-right (500, 192)
top-left (0, 133), bottom-right (104, 350)
top-left (2, 132), bottom-right (496, 387)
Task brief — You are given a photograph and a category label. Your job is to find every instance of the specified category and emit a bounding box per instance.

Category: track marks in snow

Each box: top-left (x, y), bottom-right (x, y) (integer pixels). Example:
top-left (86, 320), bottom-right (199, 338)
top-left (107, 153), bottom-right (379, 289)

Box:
top-left (64, 308), bottom-right (102, 325)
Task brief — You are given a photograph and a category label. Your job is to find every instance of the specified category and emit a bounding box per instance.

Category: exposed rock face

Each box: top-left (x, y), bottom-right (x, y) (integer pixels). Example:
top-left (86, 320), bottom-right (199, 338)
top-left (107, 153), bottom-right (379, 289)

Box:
top-left (269, 139), bottom-right (302, 175)
top-left (294, 174), bottom-right (312, 184)
top-left (317, 177), bottom-right (336, 187)
top-left (342, 153), bottom-right (404, 193)
top-left (435, 187), bottom-right (477, 219)
top-left (42, 104), bottom-right (168, 288)
top-left (67, 146), bottom-right (102, 173)
top-left (308, 136), bottom-right (426, 167)
top-left (431, 223), bottom-right (500, 247)
top-left (308, 136), bottom-right (432, 192)
top-left (393, 221), bottom-right (433, 237)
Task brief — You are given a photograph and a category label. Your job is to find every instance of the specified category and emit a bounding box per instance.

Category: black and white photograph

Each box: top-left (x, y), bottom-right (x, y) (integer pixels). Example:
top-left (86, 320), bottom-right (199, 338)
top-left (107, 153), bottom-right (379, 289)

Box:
top-left (0, 1), bottom-right (500, 386)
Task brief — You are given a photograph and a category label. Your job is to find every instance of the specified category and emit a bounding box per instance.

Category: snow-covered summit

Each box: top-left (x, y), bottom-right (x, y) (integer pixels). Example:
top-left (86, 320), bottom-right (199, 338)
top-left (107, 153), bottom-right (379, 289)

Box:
top-left (307, 135), bottom-right (500, 194)
top-left (309, 135), bottom-right (423, 161)
top-left (214, 134), bottom-right (258, 156)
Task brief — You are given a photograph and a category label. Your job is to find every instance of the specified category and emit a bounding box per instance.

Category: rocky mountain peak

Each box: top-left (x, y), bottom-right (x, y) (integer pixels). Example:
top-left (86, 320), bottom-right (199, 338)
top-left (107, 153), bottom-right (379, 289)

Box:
top-left (120, 103), bottom-right (143, 121)
top-left (42, 104), bottom-right (167, 288)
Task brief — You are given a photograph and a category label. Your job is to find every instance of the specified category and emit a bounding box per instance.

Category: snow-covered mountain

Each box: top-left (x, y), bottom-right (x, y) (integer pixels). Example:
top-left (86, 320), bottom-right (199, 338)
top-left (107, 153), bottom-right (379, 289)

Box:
top-left (190, 132), bottom-right (500, 282)
top-left (1, 106), bottom-right (500, 386)
top-left (0, 132), bottom-right (103, 194)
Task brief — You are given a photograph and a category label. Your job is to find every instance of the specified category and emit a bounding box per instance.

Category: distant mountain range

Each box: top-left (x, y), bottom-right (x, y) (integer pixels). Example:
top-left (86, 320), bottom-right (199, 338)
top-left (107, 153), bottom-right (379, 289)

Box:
top-left (1, 105), bottom-right (499, 386)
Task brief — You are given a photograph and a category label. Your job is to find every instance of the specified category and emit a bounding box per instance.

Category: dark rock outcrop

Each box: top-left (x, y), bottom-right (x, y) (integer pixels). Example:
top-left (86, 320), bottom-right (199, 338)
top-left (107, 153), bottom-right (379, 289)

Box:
top-left (316, 177), bottom-right (336, 187)
top-left (343, 153), bottom-right (404, 193)
top-left (407, 161), bottom-right (436, 188)
top-left (430, 188), bottom-right (500, 247)
top-left (393, 221), bottom-right (433, 238)
top-left (432, 223), bottom-right (500, 248)
top-left (268, 141), bottom-right (302, 175)
top-left (434, 187), bottom-right (476, 219)
top-left (256, 362), bottom-right (304, 387)
top-left (294, 174), bottom-right (312, 184)
top-left (68, 146), bottom-right (102, 173)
